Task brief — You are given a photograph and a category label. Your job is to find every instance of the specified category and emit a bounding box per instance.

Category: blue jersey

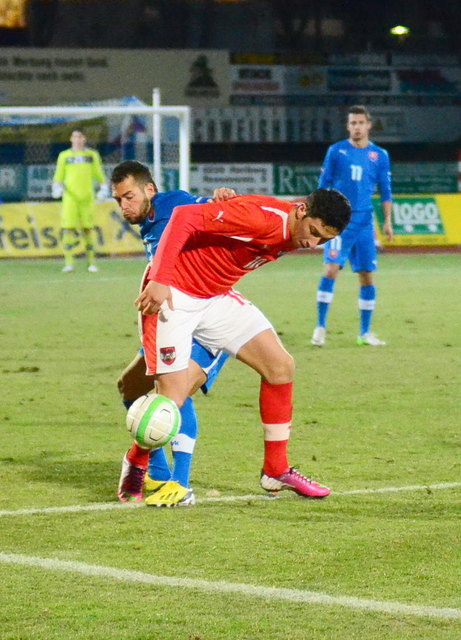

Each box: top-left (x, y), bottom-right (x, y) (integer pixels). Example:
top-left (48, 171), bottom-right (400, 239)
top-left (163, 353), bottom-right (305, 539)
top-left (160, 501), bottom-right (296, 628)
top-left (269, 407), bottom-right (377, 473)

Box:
top-left (139, 190), bottom-right (209, 261)
top-left (318, 139), bottom-right (392, 226)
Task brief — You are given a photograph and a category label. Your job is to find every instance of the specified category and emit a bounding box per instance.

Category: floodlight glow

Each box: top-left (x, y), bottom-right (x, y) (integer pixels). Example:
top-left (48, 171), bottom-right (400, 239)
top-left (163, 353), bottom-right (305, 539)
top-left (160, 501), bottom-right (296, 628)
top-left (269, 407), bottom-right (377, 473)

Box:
top-left (390, 25), bottom-right (409, 36)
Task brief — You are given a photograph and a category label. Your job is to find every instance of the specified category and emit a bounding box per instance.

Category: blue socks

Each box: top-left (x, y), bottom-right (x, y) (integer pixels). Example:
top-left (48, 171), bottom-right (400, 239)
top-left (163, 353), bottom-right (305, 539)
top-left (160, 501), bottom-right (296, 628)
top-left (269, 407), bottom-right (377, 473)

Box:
top-left (359, 285), bottom-right (376, 335)
top-left (316, 276), bottom-right (336, 328)
top-left (170, 396), bottom-right (198, 488)
top-left (315, 277), bottom-right (377, 337)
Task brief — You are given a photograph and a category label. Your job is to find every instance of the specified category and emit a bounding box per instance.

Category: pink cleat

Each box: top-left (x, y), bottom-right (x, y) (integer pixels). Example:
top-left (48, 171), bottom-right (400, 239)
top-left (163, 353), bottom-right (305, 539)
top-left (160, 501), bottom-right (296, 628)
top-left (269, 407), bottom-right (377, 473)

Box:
top-left (117, 453), bottom-right (146, 502)
top-left (260, 468), bottom-right (330, 498)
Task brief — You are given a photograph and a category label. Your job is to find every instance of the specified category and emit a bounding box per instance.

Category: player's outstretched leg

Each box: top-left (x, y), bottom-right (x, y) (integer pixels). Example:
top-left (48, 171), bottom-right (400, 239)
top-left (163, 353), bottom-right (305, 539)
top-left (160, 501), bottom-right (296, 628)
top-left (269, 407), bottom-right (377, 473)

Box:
top-left (258, 380), bottom-right (330, 498)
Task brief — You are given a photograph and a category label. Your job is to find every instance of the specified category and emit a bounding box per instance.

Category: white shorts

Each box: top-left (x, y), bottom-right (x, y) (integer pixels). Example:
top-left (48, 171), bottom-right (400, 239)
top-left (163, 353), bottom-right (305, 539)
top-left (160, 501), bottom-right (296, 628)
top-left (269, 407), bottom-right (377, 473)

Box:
top-left (142, 286), bottom-right (274, 374)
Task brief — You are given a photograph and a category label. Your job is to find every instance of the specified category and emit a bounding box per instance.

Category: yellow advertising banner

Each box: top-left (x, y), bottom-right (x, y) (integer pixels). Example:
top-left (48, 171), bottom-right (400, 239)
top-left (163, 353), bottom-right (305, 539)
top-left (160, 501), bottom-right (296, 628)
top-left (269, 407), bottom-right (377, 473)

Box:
top-left (0, 201), bottom-right (143, 258)
top-left (374, 194), bottom-right (461, 246)
top-left (2, 194), bottom-right (460, 258)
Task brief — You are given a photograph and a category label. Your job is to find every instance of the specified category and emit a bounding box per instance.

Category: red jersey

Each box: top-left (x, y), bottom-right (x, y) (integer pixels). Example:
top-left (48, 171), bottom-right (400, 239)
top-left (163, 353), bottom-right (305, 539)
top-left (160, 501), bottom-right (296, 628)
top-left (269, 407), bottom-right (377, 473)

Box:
top-left (147, 194), bottom-right (296, 297)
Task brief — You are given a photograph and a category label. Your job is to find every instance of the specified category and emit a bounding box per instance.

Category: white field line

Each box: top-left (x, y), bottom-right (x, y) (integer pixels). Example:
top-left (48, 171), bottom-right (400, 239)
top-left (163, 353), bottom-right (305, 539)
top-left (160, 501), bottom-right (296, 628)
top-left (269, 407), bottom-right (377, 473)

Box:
top-left (0, 551), bottom-right (459, 620)
top-left (336, 482), bottom-right (461, 496)
top-left (0, 482), bottom-right (460, 519)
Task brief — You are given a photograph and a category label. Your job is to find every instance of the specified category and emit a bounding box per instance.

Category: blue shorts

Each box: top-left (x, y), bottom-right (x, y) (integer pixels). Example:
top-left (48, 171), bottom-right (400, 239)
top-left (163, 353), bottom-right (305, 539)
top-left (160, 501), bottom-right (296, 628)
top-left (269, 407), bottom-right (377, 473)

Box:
top-left (191, 340), bottom-right (229, 394)
top-left (323, 222), bottom-right (377, 272)
top-left (138, 338), bottom-right (228, 395)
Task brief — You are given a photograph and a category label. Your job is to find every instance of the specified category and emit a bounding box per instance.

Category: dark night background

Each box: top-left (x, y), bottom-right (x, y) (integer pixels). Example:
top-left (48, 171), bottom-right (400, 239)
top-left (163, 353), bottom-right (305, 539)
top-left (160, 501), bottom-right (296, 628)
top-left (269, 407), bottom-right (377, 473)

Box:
top-left (1, 0), bottom-right (460, 164)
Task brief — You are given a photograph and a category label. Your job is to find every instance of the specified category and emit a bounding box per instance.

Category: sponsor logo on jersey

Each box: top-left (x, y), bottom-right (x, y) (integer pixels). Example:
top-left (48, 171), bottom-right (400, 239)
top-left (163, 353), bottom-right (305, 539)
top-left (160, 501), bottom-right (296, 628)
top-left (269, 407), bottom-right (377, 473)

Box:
top-left (160, 347), bottom-right (176, 365)
top-left (368, 151), bottom-right (378, 162)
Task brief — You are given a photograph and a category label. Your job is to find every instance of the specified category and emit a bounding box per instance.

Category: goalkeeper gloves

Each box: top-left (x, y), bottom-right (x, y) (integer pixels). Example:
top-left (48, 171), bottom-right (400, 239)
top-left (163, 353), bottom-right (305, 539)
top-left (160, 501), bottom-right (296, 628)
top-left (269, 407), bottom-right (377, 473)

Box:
top-left (51, 183), bottom-right (63, 199)
top-left (96, 183), bottom-right (110, 201)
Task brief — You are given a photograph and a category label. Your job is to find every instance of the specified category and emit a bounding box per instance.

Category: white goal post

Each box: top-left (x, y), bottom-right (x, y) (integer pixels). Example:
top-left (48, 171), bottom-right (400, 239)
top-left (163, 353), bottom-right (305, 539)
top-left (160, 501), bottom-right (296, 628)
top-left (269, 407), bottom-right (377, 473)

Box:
top-left (0, 97), bottom-right (191, 196)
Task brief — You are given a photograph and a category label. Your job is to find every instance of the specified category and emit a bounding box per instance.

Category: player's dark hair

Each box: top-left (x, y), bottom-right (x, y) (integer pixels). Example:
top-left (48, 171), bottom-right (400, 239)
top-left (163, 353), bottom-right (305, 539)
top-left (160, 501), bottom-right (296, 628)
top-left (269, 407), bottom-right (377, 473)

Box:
top-left (347, 104), bottom-right (371, 121)
top-left (306, 188), bottom-right (351, 234)
top-left (111, 160), bottom-right (158, 192)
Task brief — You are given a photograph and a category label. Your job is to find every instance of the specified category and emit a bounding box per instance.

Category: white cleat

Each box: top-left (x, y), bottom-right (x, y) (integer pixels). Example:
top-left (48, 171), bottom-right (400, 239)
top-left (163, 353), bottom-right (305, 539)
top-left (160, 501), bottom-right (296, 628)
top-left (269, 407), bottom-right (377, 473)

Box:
top-left (87, 264), bottom-right (99, 273)
top-left (62, 265), bottom-right (74, 273)
top-left (311, 326), bottom-right (326, 347)
top-left (357, 332), bottom-right (386, 346)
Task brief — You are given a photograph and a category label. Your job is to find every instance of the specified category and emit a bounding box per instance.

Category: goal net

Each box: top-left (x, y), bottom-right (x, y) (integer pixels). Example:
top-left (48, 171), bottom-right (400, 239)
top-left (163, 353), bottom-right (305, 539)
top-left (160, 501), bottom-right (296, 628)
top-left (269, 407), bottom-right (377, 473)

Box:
top-left (0, 95), bottom-right (191, 203)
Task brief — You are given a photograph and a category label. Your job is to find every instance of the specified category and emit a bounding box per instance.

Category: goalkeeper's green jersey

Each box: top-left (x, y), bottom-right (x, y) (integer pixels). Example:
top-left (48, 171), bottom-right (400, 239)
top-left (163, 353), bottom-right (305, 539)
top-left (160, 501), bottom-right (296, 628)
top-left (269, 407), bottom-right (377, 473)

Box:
top-left (53, 148), bottom-right (105, 201)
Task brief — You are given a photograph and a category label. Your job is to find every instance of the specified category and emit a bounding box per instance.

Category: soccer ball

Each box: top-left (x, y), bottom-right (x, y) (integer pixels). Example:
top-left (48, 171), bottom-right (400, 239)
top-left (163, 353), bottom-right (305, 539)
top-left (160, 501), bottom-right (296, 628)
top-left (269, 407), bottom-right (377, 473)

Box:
top-left (126, 393), bottom-right (181, 449)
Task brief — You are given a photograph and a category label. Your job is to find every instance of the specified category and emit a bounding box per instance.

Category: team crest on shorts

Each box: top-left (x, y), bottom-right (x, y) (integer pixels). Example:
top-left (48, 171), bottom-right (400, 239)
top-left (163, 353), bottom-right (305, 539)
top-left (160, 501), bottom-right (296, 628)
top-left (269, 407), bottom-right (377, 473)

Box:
top-left (160, 347), bottom-right (176, 365)
top-left (328, 248), bottom-right (339, 259)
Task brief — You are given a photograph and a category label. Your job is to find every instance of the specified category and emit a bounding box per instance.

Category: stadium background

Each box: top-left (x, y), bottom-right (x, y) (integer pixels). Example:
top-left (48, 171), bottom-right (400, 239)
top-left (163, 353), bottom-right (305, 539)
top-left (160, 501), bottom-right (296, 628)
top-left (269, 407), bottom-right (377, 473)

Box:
top-left (1, 0), bottom-right (461, 255)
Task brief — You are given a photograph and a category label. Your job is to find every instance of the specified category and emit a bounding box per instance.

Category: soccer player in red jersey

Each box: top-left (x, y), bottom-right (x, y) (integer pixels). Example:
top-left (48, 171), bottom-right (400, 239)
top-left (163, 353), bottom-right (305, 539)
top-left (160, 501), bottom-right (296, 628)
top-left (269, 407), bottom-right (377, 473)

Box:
top-left (123, 189), bottom-right (351, 499)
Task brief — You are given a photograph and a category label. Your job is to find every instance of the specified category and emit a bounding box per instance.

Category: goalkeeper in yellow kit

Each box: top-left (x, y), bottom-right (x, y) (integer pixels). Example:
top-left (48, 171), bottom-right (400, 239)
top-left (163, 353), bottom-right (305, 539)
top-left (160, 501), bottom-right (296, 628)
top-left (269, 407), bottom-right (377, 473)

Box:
top-left (52, 128), bottom-right (108, 272)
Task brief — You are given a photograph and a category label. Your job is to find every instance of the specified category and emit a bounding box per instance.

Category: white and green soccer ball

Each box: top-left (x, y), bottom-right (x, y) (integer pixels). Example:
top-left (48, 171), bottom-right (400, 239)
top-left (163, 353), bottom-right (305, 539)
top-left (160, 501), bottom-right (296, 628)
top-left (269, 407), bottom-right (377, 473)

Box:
top-left (126, 393), bottom-right (181, 449)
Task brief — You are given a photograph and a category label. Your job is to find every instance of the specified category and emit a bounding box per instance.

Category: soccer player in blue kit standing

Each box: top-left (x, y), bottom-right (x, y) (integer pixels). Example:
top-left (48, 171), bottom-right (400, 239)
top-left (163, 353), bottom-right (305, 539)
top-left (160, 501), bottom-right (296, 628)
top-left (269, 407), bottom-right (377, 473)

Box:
top-left (112, 160), bottom-right (234, 507)
top-left (311, 105), bottom-right (394, 347)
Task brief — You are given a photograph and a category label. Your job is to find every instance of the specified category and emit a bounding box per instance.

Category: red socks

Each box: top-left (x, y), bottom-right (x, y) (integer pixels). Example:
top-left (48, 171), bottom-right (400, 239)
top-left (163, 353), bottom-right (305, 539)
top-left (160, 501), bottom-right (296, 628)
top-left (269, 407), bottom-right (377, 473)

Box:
top-left (260, 380), bottom-right (292, 477)
top-left (126, 442), bottom-right (149, 469)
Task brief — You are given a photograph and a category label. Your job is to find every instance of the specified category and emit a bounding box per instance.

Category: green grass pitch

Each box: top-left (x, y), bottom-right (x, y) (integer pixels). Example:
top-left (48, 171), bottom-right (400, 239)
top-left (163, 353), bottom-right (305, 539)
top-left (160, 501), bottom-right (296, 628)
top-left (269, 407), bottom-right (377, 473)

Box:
top-left (0, 252), bottom-right (460, 639)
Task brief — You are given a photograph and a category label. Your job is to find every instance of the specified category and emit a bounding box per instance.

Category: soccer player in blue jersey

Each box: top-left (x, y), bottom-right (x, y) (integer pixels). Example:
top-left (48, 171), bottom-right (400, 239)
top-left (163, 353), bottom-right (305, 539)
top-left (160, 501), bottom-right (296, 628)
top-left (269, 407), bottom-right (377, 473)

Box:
top-left (111, 160), bottom-right (234, 506)
top-left (311, 105), bottom-right (394, 347)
